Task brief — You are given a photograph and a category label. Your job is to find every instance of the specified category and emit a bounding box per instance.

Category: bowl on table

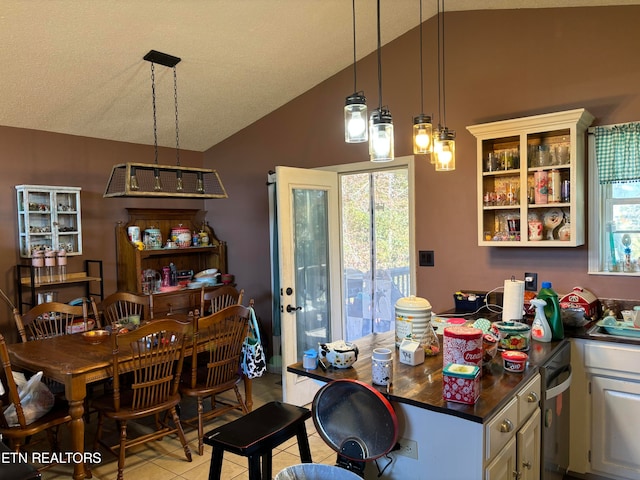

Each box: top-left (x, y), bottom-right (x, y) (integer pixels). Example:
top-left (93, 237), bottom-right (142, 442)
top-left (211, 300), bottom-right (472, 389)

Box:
top-left (82, 329), bottom-right (110, 345)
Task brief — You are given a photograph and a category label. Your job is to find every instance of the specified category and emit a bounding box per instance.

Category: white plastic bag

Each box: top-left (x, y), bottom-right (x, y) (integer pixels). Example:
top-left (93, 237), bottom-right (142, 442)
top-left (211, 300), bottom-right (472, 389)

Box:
top-left (3, 371), bottom-right (55, 426)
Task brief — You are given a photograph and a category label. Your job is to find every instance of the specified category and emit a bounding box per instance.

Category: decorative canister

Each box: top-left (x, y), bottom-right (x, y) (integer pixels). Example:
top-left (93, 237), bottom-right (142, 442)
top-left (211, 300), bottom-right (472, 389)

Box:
top-left (443, 326), bottom-right (483, 371)
top-left (144, 227), bottom-right (162, 249)
top-left (31, 250), bottom-right (45, 267)
top-left (372, 348), bottom-right (393, 386)
top-left (443, 363), bottom-right (481, 404)
top-left (170, 224), bottom-right (191, 248)
top-left (394, 296), bottom-right (432, 347)
top-left (44, 250), bottom-right (57, 267)
top-left (127, 226), bottom-right (141, 243)
top-left (491, 321), bottom-right (531, 351)
top-left (534, 171), bottom-right (548, 204)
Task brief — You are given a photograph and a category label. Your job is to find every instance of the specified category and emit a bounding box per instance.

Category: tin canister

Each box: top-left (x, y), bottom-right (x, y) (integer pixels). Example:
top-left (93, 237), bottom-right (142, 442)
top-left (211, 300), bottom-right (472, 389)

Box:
top-left (127, 226), bottom-right (141, 243)
top-left (443, 326), bottom-right (483, 371)
top-left (394, 296), bottom-right (432, 347)
top-left (534, 171), bottom-right (548, 204)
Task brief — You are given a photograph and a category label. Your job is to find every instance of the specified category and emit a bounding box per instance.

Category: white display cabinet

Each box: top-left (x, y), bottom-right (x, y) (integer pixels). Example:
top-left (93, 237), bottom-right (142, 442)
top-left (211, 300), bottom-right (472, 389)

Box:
top-left (16, 185), bottom-right (83, 257)
top-left (467, 109), bottom-right (594, 247)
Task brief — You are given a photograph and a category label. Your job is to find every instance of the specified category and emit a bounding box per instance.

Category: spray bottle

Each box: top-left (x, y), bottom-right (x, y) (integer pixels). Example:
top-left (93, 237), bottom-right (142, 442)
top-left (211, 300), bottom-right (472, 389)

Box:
top-left (530, 298), bottom-right (552, 342)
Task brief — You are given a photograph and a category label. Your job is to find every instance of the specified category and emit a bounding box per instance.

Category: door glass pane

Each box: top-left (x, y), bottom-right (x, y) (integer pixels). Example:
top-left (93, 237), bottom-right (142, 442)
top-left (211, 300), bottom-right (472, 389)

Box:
top-left (293, 188), bottom-right (330, 360)
top-left (342, 169), bottom-right (410, 342)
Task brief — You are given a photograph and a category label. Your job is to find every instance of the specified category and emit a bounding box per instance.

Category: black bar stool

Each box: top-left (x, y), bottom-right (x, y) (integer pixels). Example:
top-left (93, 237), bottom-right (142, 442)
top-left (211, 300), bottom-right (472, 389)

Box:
top-left (203, 401), bottom-right (312, 480)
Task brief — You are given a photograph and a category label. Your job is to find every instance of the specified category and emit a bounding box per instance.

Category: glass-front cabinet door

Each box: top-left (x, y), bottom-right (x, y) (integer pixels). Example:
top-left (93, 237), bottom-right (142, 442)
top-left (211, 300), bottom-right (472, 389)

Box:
top-left (468, 109), bottom-right (594, 247)
top-left (16, 185), bottom-right (83, 257)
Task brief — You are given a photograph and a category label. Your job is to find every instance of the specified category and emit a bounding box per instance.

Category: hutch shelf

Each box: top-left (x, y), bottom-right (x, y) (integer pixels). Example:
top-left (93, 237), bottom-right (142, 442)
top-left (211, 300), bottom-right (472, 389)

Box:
top-left (116, 208), bottom-right (227, 294)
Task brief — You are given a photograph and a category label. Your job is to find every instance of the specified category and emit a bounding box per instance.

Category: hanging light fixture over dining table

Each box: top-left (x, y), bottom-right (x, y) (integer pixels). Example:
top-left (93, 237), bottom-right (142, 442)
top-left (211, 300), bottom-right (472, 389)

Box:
top-left (104, 50), bottom-right (227, 199)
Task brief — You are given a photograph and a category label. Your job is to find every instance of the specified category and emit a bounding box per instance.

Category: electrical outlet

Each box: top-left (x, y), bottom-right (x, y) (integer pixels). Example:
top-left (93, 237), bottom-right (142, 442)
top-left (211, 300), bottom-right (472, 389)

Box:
top-left (419, 250), bottom-right (434, 267)
top-left (396, 438), bottom-right (418, 459)
top-left (524, 272), bottom-right (538, 291)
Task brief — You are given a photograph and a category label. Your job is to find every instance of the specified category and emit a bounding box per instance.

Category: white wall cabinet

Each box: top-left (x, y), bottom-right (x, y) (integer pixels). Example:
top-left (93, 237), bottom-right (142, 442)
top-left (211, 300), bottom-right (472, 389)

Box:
top-left (467, 109), bottom-right (594, 247)
top-left (16, 185), bottom-right (83, 257)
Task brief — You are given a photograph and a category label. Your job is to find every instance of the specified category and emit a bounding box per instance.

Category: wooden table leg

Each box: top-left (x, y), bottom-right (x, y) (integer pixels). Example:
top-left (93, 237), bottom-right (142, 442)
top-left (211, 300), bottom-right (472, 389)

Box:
top-left (66, 378), bottom-right (88, 480)
top-left (243, 376), bottom-right (253, 412)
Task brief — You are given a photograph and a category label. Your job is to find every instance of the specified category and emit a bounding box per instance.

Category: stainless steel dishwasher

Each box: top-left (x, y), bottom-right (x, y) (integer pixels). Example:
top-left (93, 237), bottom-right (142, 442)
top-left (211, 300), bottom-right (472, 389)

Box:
top-left (541, 340), bottom-right (572, 480)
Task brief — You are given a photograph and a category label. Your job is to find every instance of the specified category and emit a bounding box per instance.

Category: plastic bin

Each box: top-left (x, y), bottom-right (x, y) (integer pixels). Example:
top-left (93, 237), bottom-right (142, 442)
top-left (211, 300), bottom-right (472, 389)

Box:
top-left (275, 464), bottom-right (361, 480)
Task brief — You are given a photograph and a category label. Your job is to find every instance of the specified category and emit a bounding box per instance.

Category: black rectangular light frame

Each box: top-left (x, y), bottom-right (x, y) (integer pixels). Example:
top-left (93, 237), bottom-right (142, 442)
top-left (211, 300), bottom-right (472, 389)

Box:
top-left (143, 50), bottom-right (181, 67)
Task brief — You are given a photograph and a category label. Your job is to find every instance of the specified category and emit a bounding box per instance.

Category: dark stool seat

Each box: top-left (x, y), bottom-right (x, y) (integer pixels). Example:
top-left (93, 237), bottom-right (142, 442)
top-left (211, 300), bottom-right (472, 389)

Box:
top-left (203, 401), bottom-right (312, 480)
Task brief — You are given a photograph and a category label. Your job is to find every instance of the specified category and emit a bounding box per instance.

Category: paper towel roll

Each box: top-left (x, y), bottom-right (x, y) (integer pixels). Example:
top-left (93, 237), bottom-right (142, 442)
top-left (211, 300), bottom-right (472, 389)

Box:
top-left (503, 279), bottom-right (525, 321)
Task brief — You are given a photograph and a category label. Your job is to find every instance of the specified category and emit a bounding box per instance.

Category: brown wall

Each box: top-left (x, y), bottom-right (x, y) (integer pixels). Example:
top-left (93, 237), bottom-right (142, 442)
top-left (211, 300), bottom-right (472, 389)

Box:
top-left (0, 127), bottom-right (206, 342)
top-left (203, 5), bottom-right (640, 339)
top-left (1, 6), bottom-right (639, 345)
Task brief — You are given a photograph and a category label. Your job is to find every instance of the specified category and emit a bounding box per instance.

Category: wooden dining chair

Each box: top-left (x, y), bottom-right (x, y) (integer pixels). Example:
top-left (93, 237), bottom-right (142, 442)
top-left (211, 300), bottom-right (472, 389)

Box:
top-left (98, 291), bottom-right (151, 327)
top-left (12, 300), bottom-right (92, 342)
top-left (92, 318), bottom-right (192, 480)
top-left (180, 304), bottom-right (251, 455)
top-left (0, 333), bottom-right (72, 465)
top-left (200, 285), bottom-right (244, 316)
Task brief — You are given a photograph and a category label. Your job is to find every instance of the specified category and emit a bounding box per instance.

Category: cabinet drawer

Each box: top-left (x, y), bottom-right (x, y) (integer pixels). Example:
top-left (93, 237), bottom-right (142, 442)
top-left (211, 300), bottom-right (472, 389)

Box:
top-left (486, 396), bottom-right (518, 461)
top-left (584, 341), bottom-right (640, 376)
top-left (517, 374), bottom-right (541, 424)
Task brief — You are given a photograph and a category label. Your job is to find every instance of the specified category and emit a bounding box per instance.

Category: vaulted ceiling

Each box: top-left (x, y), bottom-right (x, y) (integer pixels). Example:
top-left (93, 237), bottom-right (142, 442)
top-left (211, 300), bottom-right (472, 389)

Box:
top-left (1, 1), bottom-right (637, 151)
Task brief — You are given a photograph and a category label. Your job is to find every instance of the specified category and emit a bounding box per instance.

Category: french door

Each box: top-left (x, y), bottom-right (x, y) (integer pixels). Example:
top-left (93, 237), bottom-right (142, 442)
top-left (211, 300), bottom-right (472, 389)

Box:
top-left (275, 166), bottom-right (341, 406)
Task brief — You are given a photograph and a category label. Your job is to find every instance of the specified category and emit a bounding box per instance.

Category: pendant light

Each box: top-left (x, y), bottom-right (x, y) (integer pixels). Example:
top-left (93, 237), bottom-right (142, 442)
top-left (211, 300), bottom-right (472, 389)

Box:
top-left (434, 0), bottom-right (455, 171)
top-left (370, 0), bottom-right (394, 162)
top-left (104, 50), bottom-right (227, 198)
top-left (344, 0), bottom-right (367, 143)
top-left (413, 0), bottom-right (433, 155)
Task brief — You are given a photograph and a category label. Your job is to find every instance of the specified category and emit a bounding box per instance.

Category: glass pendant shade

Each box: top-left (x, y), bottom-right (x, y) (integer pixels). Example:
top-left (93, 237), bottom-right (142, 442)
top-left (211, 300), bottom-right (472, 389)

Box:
top-left (369, 108), bottom-right (394, 162)
top-left (345, 93), bottom-right (368, 143)
top-left (434, 128), bottom-right (456, 171)
top-left (413, 114), bottom-right (433, 154)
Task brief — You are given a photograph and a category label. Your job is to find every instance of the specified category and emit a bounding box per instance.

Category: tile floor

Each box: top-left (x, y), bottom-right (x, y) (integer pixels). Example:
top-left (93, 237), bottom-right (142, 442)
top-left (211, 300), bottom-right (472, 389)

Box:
top-left (30, 373), bottom-right (337, 480)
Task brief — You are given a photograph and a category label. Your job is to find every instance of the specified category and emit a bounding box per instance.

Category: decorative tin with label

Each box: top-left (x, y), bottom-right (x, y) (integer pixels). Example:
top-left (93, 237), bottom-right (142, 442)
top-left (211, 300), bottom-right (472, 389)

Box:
top-left (443, 326), bottom-right (483, 372)
top-left (443, 363), bottom-right (480, 404)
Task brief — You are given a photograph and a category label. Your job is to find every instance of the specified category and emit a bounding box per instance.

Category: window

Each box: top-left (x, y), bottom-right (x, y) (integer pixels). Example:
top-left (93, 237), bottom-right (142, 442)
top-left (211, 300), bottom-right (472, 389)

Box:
top-left (589, 123), bottom-right (640, 275)
top-left (320, 156), bottom-right (415, 342)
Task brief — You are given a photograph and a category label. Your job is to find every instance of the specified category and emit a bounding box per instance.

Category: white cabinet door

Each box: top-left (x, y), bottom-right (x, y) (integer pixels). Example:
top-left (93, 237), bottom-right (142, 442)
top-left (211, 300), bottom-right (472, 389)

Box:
top-left (518, 408), bottom-right (541, 480)
top-left (591, 375), bottom-right (640, 479)
top-left (486, 436), bottom-right (517, 480)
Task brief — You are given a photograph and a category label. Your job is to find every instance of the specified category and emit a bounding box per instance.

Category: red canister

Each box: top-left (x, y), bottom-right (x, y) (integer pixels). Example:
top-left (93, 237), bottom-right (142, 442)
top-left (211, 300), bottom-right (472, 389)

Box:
top-left (443, 326), bottom-right (483, 371)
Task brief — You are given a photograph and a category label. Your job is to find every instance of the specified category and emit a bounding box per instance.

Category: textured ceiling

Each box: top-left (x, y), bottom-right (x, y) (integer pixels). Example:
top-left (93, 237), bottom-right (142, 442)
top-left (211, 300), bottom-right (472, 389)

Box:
top-left (1, 0), bottom-right (637, 152)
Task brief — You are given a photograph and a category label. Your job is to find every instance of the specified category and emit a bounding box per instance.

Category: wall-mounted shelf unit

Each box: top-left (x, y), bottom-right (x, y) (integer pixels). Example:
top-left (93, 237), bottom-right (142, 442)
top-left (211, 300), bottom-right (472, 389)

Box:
top-left (467, 108), bottom-right (594, 247)
top-left (16, 185), bottom-right (83, 257)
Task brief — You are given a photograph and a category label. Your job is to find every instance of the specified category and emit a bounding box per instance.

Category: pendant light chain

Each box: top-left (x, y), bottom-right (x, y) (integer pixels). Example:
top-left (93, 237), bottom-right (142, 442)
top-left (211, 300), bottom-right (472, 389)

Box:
top-left (351, 0), bottom-right (357, 93)
top-left (441, 0), bottom-right (447, 128)
top-left (377, 0), bottom-right (383, 110)
top-left (419, 0), bottom-right (424, 114)
top-left (173, 65), bottom-right (181, 166)
top-left (150, 62), bottom-right (159, 165)
top-left (436, 0), bottom-right (442, 130)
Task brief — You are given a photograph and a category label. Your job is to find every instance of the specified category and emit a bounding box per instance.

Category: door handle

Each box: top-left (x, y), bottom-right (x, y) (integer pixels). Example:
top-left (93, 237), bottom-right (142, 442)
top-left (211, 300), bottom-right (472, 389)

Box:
top-left (286, 305), bottom-right (302, 313)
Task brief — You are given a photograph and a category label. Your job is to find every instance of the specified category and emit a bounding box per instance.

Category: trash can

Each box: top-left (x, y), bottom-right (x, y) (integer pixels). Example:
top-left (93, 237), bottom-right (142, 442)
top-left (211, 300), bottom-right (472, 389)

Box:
top-left (275, 463), bottom-right (361, 480)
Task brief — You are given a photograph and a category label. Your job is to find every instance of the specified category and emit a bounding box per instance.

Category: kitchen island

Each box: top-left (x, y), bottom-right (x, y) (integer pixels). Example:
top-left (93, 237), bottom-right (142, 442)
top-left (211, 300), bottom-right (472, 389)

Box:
top-left (288, 330), bottom-right (565, 479)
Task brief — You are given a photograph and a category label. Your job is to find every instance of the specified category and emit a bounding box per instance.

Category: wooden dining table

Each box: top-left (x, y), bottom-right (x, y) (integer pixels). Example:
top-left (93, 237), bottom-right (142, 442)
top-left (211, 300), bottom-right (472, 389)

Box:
top-left (6, 326), bottom-right (253, 480)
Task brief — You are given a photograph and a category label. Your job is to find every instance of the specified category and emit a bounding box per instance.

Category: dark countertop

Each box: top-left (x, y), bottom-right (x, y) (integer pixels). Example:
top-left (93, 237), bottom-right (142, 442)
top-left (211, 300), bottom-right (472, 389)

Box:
top-left (288, 329), bottom-right (566, 425)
